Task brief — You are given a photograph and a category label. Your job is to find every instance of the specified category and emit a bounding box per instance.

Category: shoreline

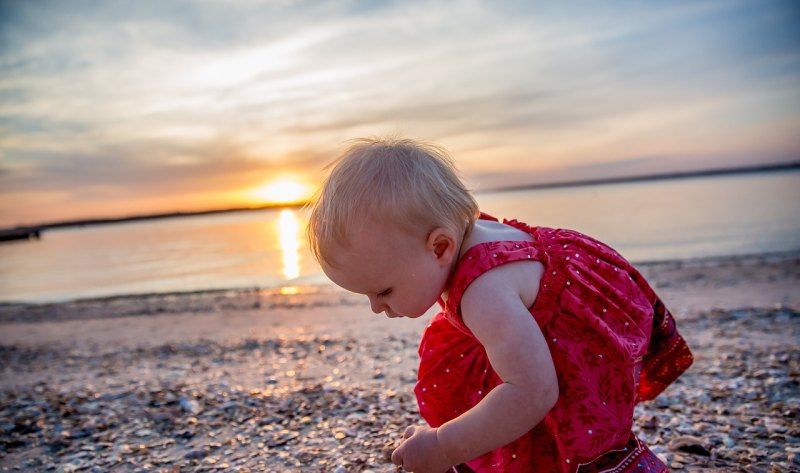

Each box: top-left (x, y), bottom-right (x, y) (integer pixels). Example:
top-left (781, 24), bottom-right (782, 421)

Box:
top-left (2, 249), bottom-right (798, 317)
top-left (0, 251), bottom-right (798, 472)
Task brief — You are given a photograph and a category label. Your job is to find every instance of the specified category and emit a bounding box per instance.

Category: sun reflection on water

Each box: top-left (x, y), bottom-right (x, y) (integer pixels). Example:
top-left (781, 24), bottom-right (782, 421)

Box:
top-left (277, 209), bottom-right (300, 280)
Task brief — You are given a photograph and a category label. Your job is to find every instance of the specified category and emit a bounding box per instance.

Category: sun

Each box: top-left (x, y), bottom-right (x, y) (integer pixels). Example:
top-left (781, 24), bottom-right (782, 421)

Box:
top-left (247, 178), bottom-right (312, 205)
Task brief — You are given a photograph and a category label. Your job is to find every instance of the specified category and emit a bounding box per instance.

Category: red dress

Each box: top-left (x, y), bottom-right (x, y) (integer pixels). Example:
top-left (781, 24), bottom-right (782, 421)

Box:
top-left (415, 215), bottom-right (693, 473)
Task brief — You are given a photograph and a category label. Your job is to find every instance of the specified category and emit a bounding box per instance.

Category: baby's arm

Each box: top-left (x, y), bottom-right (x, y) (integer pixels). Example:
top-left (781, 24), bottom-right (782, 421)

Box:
top-left (439, 261), bottom-right (558, 464)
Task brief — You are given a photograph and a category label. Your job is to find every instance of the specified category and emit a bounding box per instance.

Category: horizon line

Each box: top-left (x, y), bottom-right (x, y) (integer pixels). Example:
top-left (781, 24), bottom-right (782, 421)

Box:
top-left (3, 161), bottom-right (798, 233)
top-left (475, 160), bottom-right (800, 194)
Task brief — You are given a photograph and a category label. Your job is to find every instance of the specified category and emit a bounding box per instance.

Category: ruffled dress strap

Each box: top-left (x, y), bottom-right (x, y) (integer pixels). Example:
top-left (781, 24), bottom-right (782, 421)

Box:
top-left (443, 214), bottom-right (566, 337)
top-left (442, 214), bottom-right (549, 336)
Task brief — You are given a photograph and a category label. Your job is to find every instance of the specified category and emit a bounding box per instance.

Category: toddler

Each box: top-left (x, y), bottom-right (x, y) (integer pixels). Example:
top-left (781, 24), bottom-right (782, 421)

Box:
top-left (306, 137), bottom-right (693, 473)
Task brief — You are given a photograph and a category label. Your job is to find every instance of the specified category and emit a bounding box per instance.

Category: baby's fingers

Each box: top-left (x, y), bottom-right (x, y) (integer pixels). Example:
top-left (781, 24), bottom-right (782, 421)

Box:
top-left (391, 442), bottom-right (404, 466)
top-left (392, 425), bottom-right (419, 468)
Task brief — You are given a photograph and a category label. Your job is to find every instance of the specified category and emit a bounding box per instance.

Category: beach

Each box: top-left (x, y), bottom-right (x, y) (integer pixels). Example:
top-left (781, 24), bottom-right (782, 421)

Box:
top-left (1, 253), bottom-right (798, 472)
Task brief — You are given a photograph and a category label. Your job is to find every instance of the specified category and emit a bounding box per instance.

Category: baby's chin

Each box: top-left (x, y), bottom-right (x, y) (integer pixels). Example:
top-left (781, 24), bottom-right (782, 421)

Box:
top-left (396, 306), bottom-right (435, 319)
top-left (385, 300), bottom-right (439, 319)
top-left (385, 309), bottom-right (416, 319)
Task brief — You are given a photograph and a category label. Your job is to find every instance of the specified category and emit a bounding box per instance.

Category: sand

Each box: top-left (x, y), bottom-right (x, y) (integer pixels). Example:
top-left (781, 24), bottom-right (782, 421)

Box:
top-left (0, 253), bottom-right (798, 472)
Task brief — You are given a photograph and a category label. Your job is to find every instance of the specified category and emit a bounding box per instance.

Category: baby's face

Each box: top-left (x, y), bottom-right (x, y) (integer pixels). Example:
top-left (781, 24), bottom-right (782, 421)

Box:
top-left (322, 222), bottom-right (455, 318)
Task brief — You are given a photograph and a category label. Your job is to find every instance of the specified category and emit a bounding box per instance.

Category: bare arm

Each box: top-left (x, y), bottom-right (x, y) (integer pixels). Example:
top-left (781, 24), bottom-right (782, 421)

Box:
top-left (437, 261), bottom-right (559, 465)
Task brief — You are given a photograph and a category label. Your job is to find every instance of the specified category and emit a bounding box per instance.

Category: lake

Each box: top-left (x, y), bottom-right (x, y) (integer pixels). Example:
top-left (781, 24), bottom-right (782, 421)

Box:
top-left (1, 169), bottom-right (798, 303)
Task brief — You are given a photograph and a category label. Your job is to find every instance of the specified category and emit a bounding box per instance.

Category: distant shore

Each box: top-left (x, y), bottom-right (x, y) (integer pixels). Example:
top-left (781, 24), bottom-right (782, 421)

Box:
top-left (475, 160), bottom-right (800, 194)
top-left (0, 202), bottom-right (307, 238)
top-left (2, 162), bottom-right (797, 236)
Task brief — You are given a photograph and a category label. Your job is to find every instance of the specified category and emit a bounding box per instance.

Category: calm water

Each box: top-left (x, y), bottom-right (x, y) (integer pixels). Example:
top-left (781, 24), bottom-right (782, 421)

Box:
top-left (1, 170), bottom-right (798, 303)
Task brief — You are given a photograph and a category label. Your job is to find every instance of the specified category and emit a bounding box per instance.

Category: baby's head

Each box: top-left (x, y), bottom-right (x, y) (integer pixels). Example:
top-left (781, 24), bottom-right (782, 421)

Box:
top-left (307, 137), bottom-right (479, 317)
top-left (307, 137), bottom-right (479, 267)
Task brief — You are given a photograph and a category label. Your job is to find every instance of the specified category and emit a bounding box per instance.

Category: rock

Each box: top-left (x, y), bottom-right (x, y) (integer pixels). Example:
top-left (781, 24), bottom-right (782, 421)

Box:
top-left (184, 449), bottom-right (207, 460)
top-left (668, 435), bottom-right (711, 456)
top-left (654, 395), bottom-right (670, 408)
top-left (743, 466), bottom-right (767, 473)
top-left (179, 396), bottom-right (200, 414)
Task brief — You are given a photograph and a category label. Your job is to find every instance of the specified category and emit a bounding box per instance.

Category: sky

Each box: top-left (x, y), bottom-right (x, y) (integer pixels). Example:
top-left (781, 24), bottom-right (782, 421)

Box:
top-left (0, 0), bottom-right (798, 228)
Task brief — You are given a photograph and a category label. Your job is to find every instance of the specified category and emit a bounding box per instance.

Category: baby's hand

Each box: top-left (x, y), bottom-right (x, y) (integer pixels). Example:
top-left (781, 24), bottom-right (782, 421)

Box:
top-left (391, 425), bottom-right (454, 473)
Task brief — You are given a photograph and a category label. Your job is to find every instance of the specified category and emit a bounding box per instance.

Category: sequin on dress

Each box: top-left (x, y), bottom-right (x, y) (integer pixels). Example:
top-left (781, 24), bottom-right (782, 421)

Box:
top-left (415, 215), bottom-right (693, 473)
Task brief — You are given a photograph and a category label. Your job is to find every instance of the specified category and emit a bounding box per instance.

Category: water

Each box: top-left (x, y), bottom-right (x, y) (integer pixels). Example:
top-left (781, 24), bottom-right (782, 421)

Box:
top-left (478, 169), bottom-right (800, 262)
top-left (1, 170), bottom-right (798, 303)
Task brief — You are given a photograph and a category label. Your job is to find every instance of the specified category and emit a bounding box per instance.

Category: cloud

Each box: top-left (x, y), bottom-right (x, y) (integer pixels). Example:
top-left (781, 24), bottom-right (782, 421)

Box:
top-left (2, 140), bottom-right (265, 195)
top-left (1, 0), bottom-right (799, 226)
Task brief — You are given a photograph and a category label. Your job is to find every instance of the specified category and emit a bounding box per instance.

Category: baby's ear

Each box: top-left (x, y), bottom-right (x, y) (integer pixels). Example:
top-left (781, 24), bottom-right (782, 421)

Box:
top-left (427, 228), bottom-right (458, 265)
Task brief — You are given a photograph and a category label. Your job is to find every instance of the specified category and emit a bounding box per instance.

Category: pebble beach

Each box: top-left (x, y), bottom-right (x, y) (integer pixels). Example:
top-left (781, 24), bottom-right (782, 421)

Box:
top-left (1, 253), bottom-right (798, 472)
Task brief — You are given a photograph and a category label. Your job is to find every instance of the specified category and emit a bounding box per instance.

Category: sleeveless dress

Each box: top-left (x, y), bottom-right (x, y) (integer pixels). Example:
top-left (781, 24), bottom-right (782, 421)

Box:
top-left (415, 215), bottom-right (693, 473)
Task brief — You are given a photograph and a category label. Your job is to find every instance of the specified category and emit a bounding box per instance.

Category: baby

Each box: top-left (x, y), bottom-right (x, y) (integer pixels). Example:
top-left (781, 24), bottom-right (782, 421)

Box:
top-left (306, 137), bottom-right (693, 473)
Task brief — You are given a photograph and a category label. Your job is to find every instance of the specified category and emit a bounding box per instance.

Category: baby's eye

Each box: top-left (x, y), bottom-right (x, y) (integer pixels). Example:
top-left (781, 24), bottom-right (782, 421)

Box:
top-left (378, 288), bottom-right (392, 297)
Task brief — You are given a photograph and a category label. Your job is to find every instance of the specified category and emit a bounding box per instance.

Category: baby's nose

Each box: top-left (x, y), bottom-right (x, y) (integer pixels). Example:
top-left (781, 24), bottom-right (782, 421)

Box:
top-left (368, 296), bottom-right (385, 314)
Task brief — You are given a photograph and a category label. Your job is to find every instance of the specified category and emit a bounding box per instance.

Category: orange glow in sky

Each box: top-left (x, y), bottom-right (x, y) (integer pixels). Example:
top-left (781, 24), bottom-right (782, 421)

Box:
top-left (0, 2), bottom-right (798, 228)
top-left (246, 178), bottom-right (313, 205)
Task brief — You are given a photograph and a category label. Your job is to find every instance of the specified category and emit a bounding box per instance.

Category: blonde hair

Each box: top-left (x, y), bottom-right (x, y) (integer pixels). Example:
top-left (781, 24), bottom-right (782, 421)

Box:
top-left (307, 137), bottom-right (479, 266)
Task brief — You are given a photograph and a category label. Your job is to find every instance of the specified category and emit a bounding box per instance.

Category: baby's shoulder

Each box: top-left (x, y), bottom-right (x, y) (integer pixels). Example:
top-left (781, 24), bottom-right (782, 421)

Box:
top-left (462, 257), bottom-right (544, 313)
top-left (462, 219), bottom-right (533, 251)
top-left (459, 220), bottom-right (543, 311)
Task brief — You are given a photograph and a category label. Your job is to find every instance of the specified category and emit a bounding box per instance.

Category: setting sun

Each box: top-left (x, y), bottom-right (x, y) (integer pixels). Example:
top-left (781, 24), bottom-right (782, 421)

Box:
top-left (247, 178), bottom-right (312, 205)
